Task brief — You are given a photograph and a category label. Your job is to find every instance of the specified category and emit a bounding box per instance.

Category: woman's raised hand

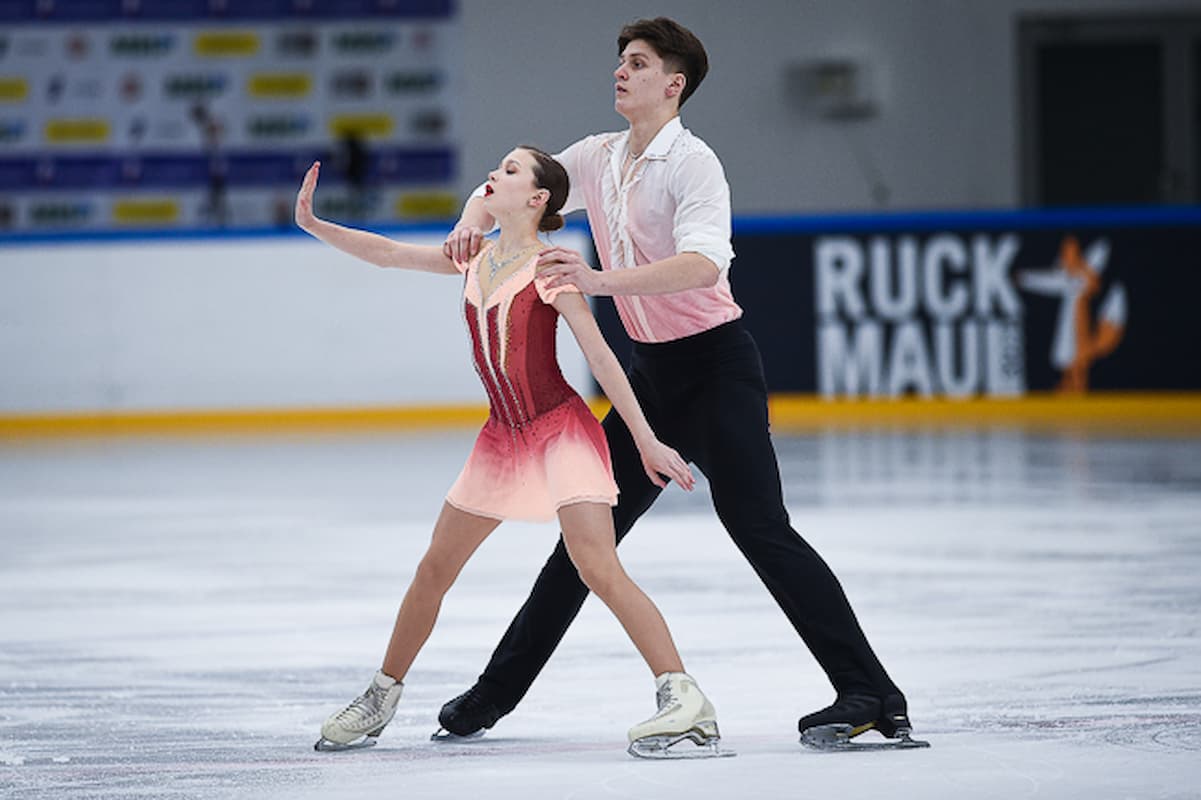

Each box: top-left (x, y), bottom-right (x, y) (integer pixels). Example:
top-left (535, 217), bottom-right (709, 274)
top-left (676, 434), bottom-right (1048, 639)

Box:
top-left (295, 160), bottom-right (321, 231)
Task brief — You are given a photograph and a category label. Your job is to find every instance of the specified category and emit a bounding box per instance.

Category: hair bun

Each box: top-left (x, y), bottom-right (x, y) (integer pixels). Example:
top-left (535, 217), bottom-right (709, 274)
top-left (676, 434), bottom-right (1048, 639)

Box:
top-left (540, 213), bottom-right (565, 232)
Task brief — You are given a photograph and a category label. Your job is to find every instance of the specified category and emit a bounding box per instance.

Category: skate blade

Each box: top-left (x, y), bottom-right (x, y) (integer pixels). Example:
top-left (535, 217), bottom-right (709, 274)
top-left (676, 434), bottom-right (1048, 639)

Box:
top-left (628, 731), bottom-right (736, 760)
top-left (800, 723), bottom-right (930, 752)
top-left (314, 735), bottom-right (379, 752)
top-left (430, 727), bottom-right (487, 742)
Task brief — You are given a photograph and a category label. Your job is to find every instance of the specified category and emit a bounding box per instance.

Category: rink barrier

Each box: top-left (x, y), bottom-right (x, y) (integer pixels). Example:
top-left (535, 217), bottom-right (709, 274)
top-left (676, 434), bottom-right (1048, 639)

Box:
top-left (2, 393), bottom-right (1199, 439)
top-left (6, 207), bottom-right (1200, 435)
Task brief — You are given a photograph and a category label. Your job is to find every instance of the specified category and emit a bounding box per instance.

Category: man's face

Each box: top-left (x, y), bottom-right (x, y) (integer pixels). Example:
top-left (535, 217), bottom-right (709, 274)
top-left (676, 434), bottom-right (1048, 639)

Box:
top-left (614, 39), bottom-right (683, 119)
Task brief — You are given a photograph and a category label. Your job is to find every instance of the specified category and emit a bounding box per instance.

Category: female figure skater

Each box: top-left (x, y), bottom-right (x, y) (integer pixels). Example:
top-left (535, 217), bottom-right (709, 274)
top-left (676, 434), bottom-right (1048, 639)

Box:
top-left (296, 146), bottom-right (726, 759)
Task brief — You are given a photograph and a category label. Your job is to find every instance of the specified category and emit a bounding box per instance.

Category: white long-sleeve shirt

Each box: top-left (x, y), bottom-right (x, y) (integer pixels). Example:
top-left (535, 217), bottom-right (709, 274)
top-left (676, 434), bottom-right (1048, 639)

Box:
top-left (476, 117), bottom-right (742, 343)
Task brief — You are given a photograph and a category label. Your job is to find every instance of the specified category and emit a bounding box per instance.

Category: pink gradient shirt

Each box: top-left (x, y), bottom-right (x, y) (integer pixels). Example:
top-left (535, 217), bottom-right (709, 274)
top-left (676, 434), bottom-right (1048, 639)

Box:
top-left (475, 118), bottom-right (741, 343)
top-left (557, 117), bottom-right (741, 343)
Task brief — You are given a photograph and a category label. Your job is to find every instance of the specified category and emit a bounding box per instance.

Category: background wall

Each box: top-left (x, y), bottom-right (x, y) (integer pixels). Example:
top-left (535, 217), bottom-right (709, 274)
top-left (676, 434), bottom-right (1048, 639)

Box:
top-left (452, 0), bottom-right (1191, 212)
top-left (3, 0), bottom-right (1197, 417)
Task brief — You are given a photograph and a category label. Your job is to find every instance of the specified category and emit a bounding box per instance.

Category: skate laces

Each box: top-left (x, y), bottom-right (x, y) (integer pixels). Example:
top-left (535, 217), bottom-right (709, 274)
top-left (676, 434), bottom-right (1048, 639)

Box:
top-left (650, 682), bottom-right (682, 719)
top-left (656, 683), bottom-right (674, 709)
top-left (457, 687), bottom-right (491, 712)
top-left (337, 683), bottom-right (388, 724)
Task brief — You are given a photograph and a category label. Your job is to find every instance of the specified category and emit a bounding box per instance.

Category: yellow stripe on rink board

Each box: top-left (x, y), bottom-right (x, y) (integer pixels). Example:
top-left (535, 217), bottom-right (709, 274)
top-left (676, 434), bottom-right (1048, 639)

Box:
top-left (766, 393), bottom-right (1201, 434)
top-left (0, 405), bottom-right (490, 439)
top-left (1, 393), bottom-right (1200, 440)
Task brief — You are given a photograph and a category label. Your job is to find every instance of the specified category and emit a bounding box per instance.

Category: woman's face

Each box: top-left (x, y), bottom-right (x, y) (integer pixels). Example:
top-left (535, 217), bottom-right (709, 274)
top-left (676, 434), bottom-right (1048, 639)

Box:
top-left (483, 148), bottom-right (543, 216)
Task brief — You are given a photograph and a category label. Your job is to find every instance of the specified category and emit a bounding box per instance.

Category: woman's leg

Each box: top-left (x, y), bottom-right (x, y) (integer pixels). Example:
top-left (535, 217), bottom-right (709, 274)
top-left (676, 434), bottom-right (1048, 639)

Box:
top-left (318, 502), bottom-right (500, 749)
top-left (380, 502), bottom-right (501, 680)
top-left (558, 501), bottom-right (723, 753)
top-left (556, 501), bottom-right (683, 676)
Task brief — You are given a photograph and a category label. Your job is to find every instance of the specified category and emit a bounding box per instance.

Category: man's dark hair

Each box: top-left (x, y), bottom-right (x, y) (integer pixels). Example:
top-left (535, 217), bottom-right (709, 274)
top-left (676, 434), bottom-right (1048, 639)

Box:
top-left (618, 17), bottom-right (709, 107)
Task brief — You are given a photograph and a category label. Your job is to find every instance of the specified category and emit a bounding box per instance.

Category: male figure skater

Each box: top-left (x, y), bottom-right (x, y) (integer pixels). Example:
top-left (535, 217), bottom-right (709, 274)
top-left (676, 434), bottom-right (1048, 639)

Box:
top-left (441, 17), bottom-right (925, 751)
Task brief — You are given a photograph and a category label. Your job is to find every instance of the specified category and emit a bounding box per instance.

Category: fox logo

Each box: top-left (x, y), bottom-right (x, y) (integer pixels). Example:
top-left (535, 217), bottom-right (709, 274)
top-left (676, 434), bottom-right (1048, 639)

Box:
top-left (1018, 237), bottom-right (1126, 393)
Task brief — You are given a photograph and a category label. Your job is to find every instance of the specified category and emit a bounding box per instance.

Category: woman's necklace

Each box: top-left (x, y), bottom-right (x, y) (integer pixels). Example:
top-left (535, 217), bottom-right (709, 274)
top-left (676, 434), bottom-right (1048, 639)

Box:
top-left (486, 243), bottom-right (538, 280)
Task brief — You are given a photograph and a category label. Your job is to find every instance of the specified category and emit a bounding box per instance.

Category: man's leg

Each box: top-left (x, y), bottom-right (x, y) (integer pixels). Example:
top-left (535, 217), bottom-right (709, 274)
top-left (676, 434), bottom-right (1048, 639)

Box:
top-left (436, 402), bottom-right (667, 735)
top-left (685, 338), bottom-right (907, 732)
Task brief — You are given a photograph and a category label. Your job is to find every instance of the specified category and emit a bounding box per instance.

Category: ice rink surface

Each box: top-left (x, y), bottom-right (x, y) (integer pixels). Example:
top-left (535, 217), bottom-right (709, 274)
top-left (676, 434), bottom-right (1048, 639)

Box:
top-left (2, 425), bottom-right (1200, 799)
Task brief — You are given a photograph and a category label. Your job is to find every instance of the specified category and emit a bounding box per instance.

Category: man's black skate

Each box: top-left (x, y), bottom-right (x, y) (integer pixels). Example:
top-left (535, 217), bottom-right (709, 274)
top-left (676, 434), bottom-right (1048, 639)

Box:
top-left (431, 684), bottom-right (506, 741)
top-left (798, 693), bottom-right (929, 751)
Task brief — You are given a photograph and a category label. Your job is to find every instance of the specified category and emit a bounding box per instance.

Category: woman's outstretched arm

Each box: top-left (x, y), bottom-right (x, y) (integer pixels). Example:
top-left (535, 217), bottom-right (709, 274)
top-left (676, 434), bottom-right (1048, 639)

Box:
top-left (296, 161), bottom-right (459, 274)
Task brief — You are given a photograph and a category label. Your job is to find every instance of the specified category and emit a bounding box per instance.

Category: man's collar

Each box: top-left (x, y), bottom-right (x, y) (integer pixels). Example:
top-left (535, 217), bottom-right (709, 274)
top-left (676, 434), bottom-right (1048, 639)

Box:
top-left (606, 116), bottom-right (684, 160)
top-left (643, 116), bottom-right (683, 159)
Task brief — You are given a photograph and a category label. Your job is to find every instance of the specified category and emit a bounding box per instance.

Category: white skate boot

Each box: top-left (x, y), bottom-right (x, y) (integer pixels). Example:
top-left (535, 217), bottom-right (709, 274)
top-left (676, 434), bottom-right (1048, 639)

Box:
top-left (627, 672), bottom-right (734, 759)
top-left (314, 670), bottom-right (403, 752)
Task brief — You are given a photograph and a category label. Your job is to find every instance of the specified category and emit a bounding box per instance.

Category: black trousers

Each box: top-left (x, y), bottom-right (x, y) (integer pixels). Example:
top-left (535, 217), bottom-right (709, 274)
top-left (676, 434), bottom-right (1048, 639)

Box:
top-left (477, 320), bottom-right (899, 709)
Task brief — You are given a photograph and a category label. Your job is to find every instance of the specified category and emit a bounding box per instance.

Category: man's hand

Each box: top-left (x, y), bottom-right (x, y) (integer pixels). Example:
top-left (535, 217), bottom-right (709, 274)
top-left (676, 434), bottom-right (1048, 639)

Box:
top-left (442, 226), bottom-right (484, 263)
top-left (538, 247), bottom-right (604, 295)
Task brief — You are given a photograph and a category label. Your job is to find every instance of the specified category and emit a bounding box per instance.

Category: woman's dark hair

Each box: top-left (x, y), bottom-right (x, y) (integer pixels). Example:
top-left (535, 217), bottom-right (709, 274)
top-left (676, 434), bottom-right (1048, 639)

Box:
top-left (618, 17), bottom-right (708, 107)
top-left (519, 145), bottom-right (568, 232)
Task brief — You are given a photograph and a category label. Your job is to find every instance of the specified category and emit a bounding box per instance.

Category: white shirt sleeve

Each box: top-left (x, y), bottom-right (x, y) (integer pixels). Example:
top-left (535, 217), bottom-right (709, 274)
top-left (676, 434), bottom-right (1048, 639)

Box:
top-left (553, 137), bottom-right (592, 217)
top-left (669, 149), bottom-right (735, 275)
top-left (460, 181), bottom-right (497, 233)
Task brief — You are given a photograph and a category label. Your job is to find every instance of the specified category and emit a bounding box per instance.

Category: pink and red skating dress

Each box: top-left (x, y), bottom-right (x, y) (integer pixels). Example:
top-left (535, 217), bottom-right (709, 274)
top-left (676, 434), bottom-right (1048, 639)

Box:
top-left (444, 246), bottom-right (618, 522)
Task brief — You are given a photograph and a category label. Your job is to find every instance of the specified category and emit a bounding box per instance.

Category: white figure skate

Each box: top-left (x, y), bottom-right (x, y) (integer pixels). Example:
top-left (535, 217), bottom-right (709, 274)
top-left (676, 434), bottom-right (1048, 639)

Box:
top-left (314, 671), bottom-right (403, 752)
top-left (627, 672), bottom-right (734, 759)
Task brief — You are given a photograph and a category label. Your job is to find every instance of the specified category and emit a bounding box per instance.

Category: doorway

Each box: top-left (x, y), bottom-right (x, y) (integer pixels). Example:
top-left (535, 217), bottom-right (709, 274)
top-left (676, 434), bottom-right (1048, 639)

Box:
top-left (1019, 13), bottom-right (1201, 206)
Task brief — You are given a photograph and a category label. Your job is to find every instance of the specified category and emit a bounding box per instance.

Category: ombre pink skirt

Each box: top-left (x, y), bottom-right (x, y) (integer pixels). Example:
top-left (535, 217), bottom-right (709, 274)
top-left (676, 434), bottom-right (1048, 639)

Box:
top-left (446, 395), bottom-right (619, 522)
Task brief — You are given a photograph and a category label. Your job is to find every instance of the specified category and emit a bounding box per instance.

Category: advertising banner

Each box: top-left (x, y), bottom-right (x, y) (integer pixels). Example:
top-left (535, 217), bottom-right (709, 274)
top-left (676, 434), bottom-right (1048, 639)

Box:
top-left (0, 1), bottom-right (458, 232)
top-left (597, 209), bottom-right (1201, 396)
